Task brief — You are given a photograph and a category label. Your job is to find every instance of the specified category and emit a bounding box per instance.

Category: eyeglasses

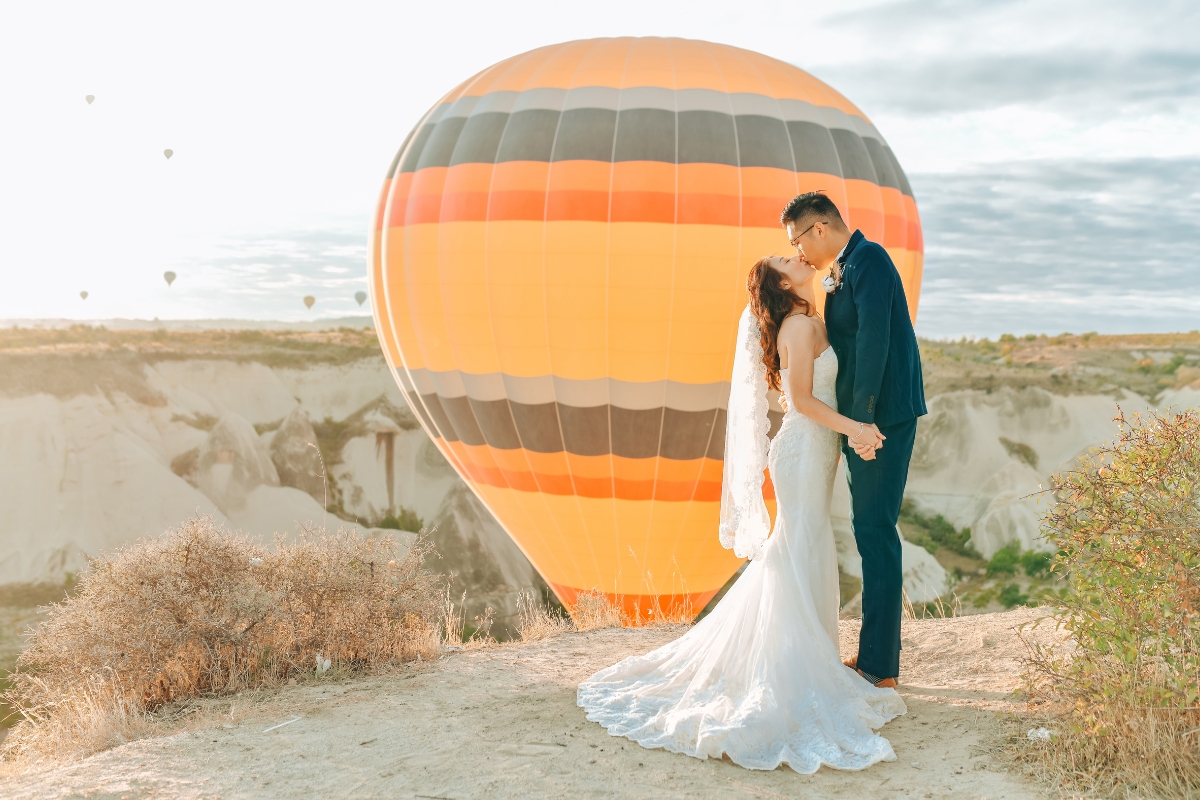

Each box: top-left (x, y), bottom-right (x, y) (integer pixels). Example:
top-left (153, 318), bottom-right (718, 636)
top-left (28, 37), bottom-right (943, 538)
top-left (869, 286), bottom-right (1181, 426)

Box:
top-left (788, 221), bottom-right (826, 248)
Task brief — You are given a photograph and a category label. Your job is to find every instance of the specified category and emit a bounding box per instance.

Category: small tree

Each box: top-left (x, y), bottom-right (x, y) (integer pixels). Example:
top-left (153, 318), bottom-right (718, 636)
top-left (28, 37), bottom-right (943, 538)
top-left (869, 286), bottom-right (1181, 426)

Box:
top-left (1025, 408), bottom-right (1200, 796)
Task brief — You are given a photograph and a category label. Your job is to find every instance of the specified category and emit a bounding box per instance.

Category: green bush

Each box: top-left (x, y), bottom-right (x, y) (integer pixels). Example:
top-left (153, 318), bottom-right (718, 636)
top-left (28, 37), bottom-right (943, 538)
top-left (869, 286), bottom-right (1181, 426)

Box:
top-left (986, 543), bottom-right (1020, 575)
top-left (902, 530), bottom-right (939, 554)
top-left (377, 507), bottom-right (424, 533)
top-left (899, 499), bottom-right (980, 558)
top-left (997, 582), bottom-right (1029, 609)
top-left (1023, 408), bottom-right (1200, 795)
top-left (1019, 549), bottom-right (1052, 577)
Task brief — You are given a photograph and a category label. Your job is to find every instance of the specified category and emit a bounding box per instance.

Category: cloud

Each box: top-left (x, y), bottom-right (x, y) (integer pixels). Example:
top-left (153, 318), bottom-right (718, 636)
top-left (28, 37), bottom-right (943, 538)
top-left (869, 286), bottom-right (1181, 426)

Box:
top-left (912, 157), bottom-right (1200, 337)
top-left (156, 225), bottom-right (370, 320)
top-left (820, 50), bottom-right (1200, 117)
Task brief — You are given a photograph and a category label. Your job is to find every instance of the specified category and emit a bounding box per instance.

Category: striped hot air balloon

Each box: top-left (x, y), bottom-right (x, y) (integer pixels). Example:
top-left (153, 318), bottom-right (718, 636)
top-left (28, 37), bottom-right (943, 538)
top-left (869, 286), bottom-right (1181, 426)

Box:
top-left (369, 38), bottom-right (922, 621)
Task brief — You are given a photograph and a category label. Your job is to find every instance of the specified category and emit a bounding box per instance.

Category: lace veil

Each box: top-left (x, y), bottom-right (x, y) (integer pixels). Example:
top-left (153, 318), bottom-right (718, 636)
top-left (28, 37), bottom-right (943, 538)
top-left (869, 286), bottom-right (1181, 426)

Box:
top-left (718, 304), bottom-right (772, 561)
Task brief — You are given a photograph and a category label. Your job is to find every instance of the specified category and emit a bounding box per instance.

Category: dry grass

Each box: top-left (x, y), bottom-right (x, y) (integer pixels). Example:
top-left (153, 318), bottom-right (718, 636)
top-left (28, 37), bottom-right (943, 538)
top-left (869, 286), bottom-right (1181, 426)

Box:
top-left (572, 591), bottom-right (628, 631)
top-left (514, 590), bottom-right (574, 642)
top-left (440, 587), bottom-right (495, 650)
top-left (514, 587), bottom-right (693, 642)
top-left (513, 590), bottom-right (627, 640)
top-left (1015, 701), bottom-right (1200, 799)
top-left (1, 515), bottom-right (442, 764)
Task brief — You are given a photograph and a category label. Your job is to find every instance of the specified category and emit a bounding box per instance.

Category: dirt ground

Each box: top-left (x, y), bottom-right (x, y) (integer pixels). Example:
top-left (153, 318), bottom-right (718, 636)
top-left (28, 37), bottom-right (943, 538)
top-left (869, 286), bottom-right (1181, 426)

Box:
top-left (5, 607), bottom-right (1060, 799)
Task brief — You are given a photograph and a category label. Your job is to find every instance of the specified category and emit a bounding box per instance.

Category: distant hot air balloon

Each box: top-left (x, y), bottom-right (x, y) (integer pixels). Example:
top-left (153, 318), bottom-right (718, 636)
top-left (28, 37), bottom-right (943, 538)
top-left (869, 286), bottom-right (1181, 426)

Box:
top-left (85, 95), bottom-right (94, 105)
top-left (79, 291), bottom-right (88, 300)
top-left (163, 149), bottom-right (173, 160)
top-left (370, 38), bottom-right (924, 621)
top-left (355, 291), bottom-right (367, 306)
top-left (163, 271), bottom-right (176, 286)
top-left (303, 295), bottom-right (316, 309)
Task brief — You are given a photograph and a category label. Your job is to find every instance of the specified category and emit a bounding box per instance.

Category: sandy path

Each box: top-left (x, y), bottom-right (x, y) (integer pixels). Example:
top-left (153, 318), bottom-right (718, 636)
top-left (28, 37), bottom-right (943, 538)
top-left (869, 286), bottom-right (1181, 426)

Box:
top-left (7, 608), bottom-right (1057, 799)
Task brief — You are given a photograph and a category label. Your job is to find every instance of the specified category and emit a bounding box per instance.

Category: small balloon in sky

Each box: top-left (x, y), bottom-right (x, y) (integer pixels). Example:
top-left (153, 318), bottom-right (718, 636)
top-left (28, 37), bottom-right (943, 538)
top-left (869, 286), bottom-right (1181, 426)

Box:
top-left (79, 291), bottom-right (88, 300)
top-left (85, 95), bottom-right (95, 105)
top-left (303, 295), bottom-right (315, 309)
top-left (163, 149), bottom-right (173, 160)
top-left (355, 291), bottom-right (367, 306)
top-left (163, 271), bottom-right (176, 286)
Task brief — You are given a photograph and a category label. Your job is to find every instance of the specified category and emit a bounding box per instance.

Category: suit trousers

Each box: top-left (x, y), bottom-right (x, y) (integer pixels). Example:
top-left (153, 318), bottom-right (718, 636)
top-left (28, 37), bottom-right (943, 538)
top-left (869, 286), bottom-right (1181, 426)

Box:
top-left (841, 416), bottom-right (918, 681)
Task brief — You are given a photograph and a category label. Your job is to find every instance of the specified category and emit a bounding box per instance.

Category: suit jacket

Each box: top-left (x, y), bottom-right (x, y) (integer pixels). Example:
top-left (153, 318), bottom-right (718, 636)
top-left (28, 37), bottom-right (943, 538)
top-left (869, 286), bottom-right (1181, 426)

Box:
top-left (824, 230), bottom-right (927, 428)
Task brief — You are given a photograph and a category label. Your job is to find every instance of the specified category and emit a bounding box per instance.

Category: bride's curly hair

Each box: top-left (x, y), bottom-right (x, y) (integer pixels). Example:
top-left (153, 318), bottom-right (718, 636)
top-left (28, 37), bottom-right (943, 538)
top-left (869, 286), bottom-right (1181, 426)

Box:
top-left (747, 257), bottom-right (813, 392)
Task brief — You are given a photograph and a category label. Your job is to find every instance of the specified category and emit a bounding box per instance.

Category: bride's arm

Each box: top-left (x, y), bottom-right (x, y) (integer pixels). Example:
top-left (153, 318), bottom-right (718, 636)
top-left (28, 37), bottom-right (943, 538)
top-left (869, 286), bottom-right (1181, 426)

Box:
top-left (779, 321), bottom-right (884, 450)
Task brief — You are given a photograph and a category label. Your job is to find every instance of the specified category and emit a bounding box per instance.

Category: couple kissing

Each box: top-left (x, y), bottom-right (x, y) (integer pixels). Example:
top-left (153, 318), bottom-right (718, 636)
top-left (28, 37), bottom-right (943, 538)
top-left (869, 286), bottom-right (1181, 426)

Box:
top-left (578, 191), bottom-right (926, 774)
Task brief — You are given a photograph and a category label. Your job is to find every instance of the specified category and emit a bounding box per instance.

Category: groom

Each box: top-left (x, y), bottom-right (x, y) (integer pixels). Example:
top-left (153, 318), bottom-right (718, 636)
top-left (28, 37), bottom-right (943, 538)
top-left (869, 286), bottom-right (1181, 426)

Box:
top-left (779, 192), bottom-right (927, 688)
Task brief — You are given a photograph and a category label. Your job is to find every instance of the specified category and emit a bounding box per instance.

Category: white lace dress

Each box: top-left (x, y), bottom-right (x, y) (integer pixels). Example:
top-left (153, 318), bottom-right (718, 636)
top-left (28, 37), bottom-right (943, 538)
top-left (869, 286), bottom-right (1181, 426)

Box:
top-left (577, 347), bottom-right (906, 772)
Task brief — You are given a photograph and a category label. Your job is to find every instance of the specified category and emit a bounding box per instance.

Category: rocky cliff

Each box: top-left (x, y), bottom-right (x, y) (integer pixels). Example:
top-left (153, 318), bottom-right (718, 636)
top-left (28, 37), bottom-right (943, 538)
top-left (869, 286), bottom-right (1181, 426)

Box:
top-left (2, 325), bottom-right (1198, 619)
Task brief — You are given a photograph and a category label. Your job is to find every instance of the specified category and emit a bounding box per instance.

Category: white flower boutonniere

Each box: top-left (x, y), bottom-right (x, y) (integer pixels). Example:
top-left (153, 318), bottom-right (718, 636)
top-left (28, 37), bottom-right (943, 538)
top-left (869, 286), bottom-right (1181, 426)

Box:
top-left (822, 273), bottom-right (840, 294)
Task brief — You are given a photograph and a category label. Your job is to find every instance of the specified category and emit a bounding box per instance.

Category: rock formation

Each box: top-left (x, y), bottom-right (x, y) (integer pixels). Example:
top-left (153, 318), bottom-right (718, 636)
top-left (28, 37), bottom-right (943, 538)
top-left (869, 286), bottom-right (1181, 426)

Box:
top-left (269, 407), bottom-right (326, 503)
top-left (427, 484), bottom-right (549, 639)
top-left (5, 331), bottom-right (1195, 620)
top-left (192, 414), bottom-right (280, 515)
top-left (902, 386), bottom-right (1151, 557)
top-left (0, 392), bottom-right (225, 585)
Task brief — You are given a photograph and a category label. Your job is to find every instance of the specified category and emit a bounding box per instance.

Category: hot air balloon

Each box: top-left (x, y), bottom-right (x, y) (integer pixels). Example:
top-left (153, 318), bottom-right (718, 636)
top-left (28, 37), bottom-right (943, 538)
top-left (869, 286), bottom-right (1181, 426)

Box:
top-left (163, 271), bottom-right (176, 286)
top-left (163, 149), bottom-right (173, 160)
top-left (369, 38), bottom-right (923, 621)
top-left (303, 295), bottom-right (316, 309)
top-left (79, 291), bottom-right (88, 300)
top-left (85, 95), bottom-right (94, 105)
top-left (355, 291), bottom-right (367, 306)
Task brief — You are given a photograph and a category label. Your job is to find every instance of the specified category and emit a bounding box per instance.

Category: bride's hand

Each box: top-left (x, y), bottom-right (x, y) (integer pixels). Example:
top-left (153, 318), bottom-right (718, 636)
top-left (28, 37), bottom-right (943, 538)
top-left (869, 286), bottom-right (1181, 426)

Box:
top-left (850, 423), bottom-right (885, 451)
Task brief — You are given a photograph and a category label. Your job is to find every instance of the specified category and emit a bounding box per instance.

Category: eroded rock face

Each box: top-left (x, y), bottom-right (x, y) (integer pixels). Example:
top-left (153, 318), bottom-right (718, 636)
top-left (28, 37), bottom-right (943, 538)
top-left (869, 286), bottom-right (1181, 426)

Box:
top-left (0, 393), bottom-right (225, 584)
top-left (194, 414), bottom-right (279, 514)
top-left (269, 407), bottom-right (326, 503)
top-left (427, 484), bottom-right (548, 639)
top-left (904, 386), bottom-right (1151, 556)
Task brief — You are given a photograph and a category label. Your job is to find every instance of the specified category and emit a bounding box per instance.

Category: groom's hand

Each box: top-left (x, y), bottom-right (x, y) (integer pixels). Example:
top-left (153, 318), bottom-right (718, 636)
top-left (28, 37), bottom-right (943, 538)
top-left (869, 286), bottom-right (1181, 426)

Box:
top-left (779, 393), bottom-right (790, 414)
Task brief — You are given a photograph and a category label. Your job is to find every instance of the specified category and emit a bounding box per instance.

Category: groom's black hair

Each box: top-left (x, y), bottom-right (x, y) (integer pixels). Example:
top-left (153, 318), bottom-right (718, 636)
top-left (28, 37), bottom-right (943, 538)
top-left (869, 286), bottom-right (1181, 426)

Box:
top-left (779, 191), bottom-right (844, 227)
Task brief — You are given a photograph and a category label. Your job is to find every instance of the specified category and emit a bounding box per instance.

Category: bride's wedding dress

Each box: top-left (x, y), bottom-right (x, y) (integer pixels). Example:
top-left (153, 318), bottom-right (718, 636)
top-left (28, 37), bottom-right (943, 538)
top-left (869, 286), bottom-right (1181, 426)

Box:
top-left (577, 320), bottom-right (906, 772)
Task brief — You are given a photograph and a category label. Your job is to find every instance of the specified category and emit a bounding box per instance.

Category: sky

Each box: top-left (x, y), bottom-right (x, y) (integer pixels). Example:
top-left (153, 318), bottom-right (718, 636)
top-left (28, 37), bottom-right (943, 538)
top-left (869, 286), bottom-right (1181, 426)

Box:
top-left (1, 0), bottom-right (1197, 338)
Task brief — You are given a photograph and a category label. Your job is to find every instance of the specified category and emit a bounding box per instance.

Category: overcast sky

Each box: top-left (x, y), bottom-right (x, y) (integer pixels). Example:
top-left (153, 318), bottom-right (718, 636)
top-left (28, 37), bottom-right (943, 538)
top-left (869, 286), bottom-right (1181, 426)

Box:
top-left (1, 0), bottom-right (1197, 337)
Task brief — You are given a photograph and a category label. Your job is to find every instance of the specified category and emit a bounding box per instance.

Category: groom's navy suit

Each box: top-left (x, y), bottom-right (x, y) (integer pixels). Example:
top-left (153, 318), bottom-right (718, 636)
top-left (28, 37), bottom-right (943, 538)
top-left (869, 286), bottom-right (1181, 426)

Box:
top-left (824, 229), bottom-right (926, 682)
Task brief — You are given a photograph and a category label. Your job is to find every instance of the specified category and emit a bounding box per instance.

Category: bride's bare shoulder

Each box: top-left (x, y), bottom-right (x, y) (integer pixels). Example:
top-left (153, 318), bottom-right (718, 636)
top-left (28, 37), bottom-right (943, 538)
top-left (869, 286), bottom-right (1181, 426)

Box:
top-left (779, 313), bottom-right (829, 361)
top-left (780, 312), bottom-right (825, 340)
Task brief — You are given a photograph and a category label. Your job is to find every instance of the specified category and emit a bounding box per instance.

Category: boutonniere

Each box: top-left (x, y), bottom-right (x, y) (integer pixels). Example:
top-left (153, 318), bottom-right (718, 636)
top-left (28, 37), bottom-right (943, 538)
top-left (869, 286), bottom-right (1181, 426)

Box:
top-left (822, 266), bottom-right (842, 294)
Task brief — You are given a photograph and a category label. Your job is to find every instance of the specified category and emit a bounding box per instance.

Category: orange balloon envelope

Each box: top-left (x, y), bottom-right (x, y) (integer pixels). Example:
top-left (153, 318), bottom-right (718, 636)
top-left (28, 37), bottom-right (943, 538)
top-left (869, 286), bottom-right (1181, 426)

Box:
top-left (303, 295), bottom-right (316, 309)
top-left (369, 38), bottom-right (923, 621)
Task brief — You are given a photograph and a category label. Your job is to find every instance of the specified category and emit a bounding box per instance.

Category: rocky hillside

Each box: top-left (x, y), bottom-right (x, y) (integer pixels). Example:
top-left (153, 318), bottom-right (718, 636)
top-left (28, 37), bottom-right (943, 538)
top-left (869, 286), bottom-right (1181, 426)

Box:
top-left (0, 325), bottom-right (542, 635)
top-left (2, 325), bottom-right (1198, 626)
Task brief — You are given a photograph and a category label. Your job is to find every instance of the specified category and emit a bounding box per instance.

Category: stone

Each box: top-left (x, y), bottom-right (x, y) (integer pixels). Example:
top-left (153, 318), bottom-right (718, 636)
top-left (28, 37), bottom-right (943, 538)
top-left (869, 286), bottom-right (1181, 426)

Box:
top-left (269, 407), bottom-right (326, 503)
top-left (194, 414), bottom-right (279, 514)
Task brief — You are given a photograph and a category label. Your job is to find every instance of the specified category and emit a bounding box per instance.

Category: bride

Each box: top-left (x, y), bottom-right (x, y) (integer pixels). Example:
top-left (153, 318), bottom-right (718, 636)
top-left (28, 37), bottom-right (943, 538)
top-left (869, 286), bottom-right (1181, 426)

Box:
top-left (576, 255), bottom-right (906, 772)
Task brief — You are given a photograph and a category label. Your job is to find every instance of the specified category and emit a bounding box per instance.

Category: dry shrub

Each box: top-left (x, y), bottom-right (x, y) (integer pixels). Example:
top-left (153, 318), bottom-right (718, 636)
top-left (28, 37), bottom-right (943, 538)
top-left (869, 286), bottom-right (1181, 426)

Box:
top-left (2, 515), bottom-right (442, 763)
top-left (1021, 409), bottom-right (1200, 797)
